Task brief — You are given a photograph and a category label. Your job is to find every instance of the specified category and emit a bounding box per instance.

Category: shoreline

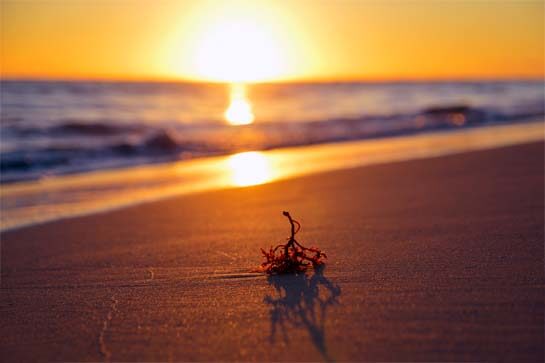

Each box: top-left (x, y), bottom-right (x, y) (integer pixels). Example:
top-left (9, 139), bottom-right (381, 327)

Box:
top-left (1, 141), bottom-right (543, 361)
top-left (1, 120), bottom-right (543, 232)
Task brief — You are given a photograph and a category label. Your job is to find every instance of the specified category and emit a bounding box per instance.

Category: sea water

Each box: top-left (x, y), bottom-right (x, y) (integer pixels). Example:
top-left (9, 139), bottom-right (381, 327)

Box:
top-left (2, 80), bottom-right (543, 183)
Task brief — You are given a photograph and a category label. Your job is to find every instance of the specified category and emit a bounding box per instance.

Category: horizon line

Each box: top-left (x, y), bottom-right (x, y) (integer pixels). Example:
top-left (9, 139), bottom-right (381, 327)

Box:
top-left (1, 74), bottom-right (544, 84)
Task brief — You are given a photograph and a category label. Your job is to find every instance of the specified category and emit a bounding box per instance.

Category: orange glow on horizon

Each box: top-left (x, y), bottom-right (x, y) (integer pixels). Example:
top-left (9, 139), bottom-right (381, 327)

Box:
top-left (1, 0), bottom-right (543, 82)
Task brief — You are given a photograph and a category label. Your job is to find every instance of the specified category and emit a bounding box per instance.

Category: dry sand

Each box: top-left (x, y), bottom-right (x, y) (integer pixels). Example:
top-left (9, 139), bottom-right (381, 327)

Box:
top-left (1, 142), bottom-right (544, 362)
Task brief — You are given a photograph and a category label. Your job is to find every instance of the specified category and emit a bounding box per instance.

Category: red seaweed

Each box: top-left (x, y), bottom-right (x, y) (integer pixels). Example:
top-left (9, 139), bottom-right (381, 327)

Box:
top-left (258, 211), bottom-right (326, 274)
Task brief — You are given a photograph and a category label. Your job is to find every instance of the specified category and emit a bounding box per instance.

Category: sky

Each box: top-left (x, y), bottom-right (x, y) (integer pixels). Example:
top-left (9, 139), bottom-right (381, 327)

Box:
top-left (1, 0), bottom-right (544, 82)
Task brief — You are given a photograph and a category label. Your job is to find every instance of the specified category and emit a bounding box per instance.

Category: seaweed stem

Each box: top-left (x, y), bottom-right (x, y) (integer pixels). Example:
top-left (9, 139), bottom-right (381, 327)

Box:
top-left (258, 211), bottom-right (326, 274)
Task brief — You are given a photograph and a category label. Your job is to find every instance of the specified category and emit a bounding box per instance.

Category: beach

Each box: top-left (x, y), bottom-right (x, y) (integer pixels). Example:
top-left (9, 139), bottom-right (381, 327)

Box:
top-left (1, 141), bottom-right (543, 361)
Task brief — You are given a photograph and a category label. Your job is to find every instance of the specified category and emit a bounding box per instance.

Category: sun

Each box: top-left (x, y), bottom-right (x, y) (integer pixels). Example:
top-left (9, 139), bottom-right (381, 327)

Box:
top-left (187, 5), bottom-right (288, 82)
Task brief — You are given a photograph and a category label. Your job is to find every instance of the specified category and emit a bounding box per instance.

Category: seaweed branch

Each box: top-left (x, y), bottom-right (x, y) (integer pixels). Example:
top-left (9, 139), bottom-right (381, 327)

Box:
top-left (258, 211), bottom-right (326, 274)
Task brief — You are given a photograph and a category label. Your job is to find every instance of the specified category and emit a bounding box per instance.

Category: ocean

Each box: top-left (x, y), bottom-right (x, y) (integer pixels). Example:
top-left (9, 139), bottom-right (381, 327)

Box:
top-left (2, 79), bottom-right (543, 183)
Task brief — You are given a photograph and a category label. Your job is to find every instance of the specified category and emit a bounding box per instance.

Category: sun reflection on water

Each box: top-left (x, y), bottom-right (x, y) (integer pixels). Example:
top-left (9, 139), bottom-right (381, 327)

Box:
top-left (228, 151), bottom-right (272, 186)
top-left (225, 84), bottom-right (254, 125)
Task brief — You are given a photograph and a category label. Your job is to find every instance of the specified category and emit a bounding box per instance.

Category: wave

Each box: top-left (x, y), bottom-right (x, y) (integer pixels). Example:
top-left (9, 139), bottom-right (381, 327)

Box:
top-left (1, 102), bottom-right (543, 183)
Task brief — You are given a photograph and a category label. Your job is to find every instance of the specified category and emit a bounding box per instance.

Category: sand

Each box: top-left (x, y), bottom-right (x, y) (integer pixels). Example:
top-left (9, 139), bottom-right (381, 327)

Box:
top-left (1, 142), bottom-right (543, 362)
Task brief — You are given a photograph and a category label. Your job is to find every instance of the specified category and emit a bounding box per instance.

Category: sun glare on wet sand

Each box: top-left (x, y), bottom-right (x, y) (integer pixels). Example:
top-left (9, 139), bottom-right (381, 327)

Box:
top-left (228, 151), bottom-right (272, 186)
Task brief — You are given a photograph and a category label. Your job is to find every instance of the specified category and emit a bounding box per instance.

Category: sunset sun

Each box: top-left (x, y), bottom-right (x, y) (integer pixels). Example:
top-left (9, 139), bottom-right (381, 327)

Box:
top-left (188, 8), bottom-right (288, 82)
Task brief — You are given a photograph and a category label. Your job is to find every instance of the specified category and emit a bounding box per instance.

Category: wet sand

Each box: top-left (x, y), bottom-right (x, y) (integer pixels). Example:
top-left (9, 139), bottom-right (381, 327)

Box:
top-left (1, 142), bottom-right (544, 362)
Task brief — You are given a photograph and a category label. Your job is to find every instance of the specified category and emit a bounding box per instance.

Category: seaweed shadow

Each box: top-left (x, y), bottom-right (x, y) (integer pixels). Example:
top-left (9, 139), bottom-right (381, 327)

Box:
top-left (264, 266), bottom-right (341, 362)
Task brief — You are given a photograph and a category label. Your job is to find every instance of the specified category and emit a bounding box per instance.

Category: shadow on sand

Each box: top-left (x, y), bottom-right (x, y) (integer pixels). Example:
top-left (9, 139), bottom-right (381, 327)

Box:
top-left (264, 266), bottom-right (341, 362)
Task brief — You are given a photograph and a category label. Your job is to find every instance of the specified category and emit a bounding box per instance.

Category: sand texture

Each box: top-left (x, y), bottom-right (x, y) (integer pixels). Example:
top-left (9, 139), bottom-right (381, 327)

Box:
top-left (1, 142), bottom-right (544, 362)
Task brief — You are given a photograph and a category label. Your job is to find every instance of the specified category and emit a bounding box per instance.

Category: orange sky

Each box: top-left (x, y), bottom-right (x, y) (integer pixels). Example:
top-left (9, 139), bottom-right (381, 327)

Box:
top-left (1, 0), bottom-right (543, 82)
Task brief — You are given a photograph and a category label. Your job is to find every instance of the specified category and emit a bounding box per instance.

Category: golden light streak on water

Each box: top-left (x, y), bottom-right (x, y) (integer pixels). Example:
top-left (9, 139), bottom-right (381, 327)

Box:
top-left (225, 84), bottom-right (255, 125)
